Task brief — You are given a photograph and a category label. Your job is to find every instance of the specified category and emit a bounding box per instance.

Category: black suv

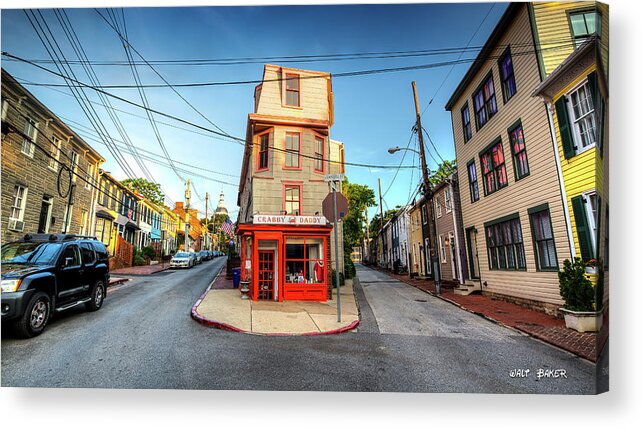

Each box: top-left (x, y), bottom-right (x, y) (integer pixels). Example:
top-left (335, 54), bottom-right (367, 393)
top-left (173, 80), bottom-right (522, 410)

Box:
top-left (1, 234), bottom-right (110, 338)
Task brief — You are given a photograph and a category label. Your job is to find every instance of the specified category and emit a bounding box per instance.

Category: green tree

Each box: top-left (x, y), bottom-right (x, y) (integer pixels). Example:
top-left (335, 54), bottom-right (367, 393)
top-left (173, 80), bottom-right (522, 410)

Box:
top-left (368, 207), bottom-right (400, 236)
top-left (342, 178), bottom-right (376, 250)
top-left (428, 159), bottom-right (457, 187)
top-left (121, 178), bottom-right (165, 206)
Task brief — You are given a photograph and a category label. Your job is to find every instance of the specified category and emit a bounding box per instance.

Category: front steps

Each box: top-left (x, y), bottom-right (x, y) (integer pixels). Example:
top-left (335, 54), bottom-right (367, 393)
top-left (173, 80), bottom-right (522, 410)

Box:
top-left (453, 280), bottom-right (481, 295)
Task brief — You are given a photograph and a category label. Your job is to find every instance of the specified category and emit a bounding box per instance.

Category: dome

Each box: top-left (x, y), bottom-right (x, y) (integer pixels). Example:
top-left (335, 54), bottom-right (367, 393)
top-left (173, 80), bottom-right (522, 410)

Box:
top-left (215, 191), bottom-right (228, 215)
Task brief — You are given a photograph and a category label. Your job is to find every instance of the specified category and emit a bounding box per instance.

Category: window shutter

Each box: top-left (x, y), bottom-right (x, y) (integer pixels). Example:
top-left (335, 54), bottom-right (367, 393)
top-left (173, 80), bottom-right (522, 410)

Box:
top-left (555, 96), bottom-right (575, 159)
top-left (595, 195), bottom-right (602, 260)
top-left (587, 72), bottom-right (597, 104)
top-left (571, 195), bottom-right (594, 262)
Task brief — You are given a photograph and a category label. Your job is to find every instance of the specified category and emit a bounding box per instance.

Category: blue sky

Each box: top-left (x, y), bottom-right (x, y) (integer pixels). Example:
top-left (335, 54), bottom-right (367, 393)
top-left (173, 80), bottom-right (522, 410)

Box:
top-left (1, 2), bottom-right (508, 221)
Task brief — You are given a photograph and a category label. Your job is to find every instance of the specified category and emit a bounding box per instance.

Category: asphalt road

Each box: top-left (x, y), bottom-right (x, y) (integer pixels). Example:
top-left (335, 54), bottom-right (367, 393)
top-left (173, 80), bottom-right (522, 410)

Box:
top-left (1, 260), bottom-right (597, 393)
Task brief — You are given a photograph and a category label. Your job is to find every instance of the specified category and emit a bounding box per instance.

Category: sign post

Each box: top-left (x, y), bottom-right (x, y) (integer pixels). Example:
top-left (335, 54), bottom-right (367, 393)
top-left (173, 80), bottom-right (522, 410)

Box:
top-left (324, 173), bottom-right (345, 323)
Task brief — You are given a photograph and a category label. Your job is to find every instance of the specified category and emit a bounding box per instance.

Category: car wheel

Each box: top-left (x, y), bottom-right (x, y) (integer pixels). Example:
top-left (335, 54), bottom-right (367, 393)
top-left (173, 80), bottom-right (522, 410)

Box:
top-left (86, 280), bottom-right (105, 312)
top-left (14, 291), bottom-right (51, 339)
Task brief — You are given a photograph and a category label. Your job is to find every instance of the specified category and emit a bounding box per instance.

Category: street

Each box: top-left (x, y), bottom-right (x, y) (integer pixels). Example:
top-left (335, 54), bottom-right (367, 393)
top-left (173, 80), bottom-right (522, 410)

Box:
top-left (1, 260), bottom-right (596, 393)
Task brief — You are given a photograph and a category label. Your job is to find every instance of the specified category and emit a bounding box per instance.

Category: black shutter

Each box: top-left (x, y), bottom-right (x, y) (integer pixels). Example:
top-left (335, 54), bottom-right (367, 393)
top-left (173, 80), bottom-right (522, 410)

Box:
top-left (587, 72), bottom-right (597, 105)
top-left (555, 96), bottom-right (575, 159)
top-left (571, 195), bottom-right (594, 262)
top-left (595, 195), bottom-right (602, 260)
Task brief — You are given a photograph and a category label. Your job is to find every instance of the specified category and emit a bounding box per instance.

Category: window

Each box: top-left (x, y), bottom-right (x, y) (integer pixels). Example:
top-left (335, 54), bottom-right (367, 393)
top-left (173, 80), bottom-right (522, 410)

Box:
top-left (479, 139), bottom-right (508, 195)
top-left (485, 215), bottom-right (526, 270)
top-left (529, 206), bottom-right (558, 270)
top-left (284, 184), bottom-right (301, 215)
top-left (508, 122), bottom-right (530, 180)
top-left (62, 204), bottom-right (73, 233)
top-left (285, 74), bottom-right (300, 107)
top-left (70, 151), bottom-right (79, 182)
top-left (285, 237), bottom-right (325, 284)
top-left (421, 204), bottom-right (428, 224)
top-left (568, 81), bottom-right (597, 153)
top-left (61, 245), bottom-right (81, 267)
top-left (583, 191), bottom-right (598, 257)
top-left (79, 210), bottom-right (88, 235)
top-left (339, 144), bottom-right (345, 173)
top-left (461, 103), bottom-right (472, 142)
top-left (473, 74), bottom-right (498, 130)
top-left (258, 133), bottom-right (269, 170)
top-left (285, 132), bottom-right (300, 168)
top-left (498, 48), bottom-right (517, 102)
top-left (80, 242), bottom-right (96, 265)
top-left (22, 117), bottom-right (37, 157)
top-left (314, 136), bottom-right (324, 172)
top-left (467, 160), bottom-right (479, 203)
top-left (10, 185), bottom-right (28, 221)
top-left (1, 100), bottom-right (7, 120)
top-left (445, 188), bottom-right (452, 213)
top-left (436, 196), bottom-right (442, 218)
top-left (95, 217), bottom-right (112, 246)
top-left (439, 235), bottom-right (446, 263)
top-left (569, 9), bottom-right (601, 48)
top-left (49, 136), bottom-right (62, 171)
top-left (85, 163), bottom-right (95, 190)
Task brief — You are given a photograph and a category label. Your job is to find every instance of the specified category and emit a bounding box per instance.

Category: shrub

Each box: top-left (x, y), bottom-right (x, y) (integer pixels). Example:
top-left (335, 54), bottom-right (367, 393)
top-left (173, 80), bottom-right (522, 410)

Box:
top-left (558, 258), bottom-right (596, 312)
top-left (141, 245), bottom-right (156, 261)
top-left (132, 247), bottom-right (147, 266)
top-left (344, 254), bottom-right (356, 279)
top-left (331, 269), bottom-right (345, 288)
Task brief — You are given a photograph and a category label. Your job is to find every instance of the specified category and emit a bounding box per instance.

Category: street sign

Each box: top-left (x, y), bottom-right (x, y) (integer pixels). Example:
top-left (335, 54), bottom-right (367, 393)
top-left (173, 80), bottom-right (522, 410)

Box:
top-left (322, 192), bottom-right (348, 223)
top-left (323, 173), bottom-right (344, 182)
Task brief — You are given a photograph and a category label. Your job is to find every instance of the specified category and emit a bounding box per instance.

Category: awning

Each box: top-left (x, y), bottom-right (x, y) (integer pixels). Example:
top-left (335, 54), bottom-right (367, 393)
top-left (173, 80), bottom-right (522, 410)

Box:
top-left (96, 207), bottom-right (116, 220)
top-left (125, 220), bottom-right (139, 230)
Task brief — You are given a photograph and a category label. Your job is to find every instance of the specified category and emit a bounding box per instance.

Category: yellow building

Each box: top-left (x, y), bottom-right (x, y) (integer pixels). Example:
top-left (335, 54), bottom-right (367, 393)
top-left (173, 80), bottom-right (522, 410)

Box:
top-left (532, 25), bottom-right (608, 311)
top-left (161, 206), bottom-right (180, 256)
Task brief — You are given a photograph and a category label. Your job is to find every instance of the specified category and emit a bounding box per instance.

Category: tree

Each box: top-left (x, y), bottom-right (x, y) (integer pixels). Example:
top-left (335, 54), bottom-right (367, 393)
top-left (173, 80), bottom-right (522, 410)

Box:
top-left (368, 207), bottom-right (400, 236)
top-left (121, 178), bottom-right (165, 206)
top-left (342, 178), bottom-right (376, 250)
top-left (428, 159), bottom-right (457, 187)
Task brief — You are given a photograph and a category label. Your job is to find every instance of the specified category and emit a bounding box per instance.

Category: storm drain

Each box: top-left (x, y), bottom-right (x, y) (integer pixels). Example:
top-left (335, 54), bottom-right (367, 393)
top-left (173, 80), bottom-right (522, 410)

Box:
top-left (415, 299), bottom-right (428, 303)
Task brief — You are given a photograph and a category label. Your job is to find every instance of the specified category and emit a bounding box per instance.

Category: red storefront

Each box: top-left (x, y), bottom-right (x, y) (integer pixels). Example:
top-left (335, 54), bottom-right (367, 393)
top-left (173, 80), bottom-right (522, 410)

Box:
top-left (237, 215), bottom-right (332, 302)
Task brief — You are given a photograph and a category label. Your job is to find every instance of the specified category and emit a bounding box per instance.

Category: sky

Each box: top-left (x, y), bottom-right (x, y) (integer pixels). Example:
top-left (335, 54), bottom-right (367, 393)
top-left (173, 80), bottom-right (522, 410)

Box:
top-left (2, 1), bottom-right (510, 222)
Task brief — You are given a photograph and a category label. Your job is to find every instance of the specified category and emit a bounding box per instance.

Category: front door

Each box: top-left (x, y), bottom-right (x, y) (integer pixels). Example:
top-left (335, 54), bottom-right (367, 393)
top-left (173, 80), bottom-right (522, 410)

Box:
top-left (257, 250), bottom-right (275, 300)
top-left (38, 196), bottom-right (53, 233)
top-left (449, 232), bottom-right (458, 281)
top-left (466, 227), bottom-right (480, 279)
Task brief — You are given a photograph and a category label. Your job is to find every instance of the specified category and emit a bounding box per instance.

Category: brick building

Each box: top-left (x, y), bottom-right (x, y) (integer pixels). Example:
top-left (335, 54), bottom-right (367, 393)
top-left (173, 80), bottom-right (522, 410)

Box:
top-left (1, 69), bottom-right (104, 241)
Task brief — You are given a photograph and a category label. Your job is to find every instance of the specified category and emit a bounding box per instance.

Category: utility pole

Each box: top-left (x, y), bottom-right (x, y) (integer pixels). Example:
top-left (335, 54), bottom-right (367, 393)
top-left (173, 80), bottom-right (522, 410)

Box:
top-left (412, 81), bottom-right (441, 295)
top-left (205, 192), bottom-right (209, 250)
top-left (185, 179), bottom-right (191, 252)
top-left (378, 177), bottom-right (384, 268)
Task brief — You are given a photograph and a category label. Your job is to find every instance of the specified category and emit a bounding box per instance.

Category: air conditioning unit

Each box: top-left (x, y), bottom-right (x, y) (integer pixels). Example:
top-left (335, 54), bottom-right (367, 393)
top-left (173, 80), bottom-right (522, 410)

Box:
top-left (8, 218), bottom-right (24, 232)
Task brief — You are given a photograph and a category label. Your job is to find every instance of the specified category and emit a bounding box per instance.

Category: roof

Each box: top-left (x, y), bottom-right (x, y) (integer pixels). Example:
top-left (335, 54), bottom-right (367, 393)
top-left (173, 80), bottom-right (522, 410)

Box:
top-left (445, 2), bottom-right (523, 111)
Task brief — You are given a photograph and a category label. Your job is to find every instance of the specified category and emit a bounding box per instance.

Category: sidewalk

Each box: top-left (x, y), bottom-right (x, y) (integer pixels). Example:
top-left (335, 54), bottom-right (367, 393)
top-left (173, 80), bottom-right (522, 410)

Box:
top-left (371, 265), bottom-right (607, 363)
top-left (191, 272), bottom-right (360, 336)
top-left (109, 263), bottom-right (171, 287)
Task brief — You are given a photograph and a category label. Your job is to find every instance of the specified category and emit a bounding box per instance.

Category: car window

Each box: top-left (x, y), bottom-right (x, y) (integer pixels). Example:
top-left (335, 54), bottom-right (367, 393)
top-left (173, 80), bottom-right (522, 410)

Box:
top-left (1, 242), bottom-right (63, 265)
top-left (80, 242), bottom-right (96, 265)
top-left (91, 242), bottom-right (108, 259)
top-left (61, 245), bottom-right (81, 267)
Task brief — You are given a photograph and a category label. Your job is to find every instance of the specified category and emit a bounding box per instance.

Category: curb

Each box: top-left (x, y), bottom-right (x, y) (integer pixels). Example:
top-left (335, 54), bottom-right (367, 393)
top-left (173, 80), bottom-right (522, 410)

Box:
top-left (190, 269), bottom-right (360, 336)
top-left (108, 278), bottom-right (129, 287)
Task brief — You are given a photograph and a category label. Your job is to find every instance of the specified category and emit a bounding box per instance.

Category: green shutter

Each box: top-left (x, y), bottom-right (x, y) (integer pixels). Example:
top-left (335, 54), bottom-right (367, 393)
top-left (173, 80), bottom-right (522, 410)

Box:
top-left (571, 195), bottom-right (594, 262)
top-left (595, 195), bottom-right (602, 260)
top-left (587, 71), bottom-right (606, 157)
top-left (555, 96), bottom-right (575, 159)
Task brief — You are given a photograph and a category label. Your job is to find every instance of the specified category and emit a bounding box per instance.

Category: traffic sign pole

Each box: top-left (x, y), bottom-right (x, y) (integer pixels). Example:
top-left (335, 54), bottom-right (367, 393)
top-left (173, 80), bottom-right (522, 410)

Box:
top-left (331, 180), bottom-right (341, 323)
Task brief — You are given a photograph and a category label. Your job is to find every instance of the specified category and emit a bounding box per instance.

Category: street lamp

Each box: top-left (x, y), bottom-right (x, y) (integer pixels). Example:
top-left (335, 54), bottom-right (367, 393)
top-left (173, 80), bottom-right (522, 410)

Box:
top-left (387, 146), bottom-right (421, 155)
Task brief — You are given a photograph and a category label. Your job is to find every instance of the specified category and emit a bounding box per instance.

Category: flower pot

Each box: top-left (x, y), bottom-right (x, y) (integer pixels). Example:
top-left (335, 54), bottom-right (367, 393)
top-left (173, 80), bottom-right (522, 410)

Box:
top-left (559, 308), bottom-right (603, 333)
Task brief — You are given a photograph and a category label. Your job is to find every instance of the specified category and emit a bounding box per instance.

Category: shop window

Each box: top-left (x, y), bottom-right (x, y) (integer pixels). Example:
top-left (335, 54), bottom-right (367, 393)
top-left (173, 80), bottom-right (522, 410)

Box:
top-left (285, 237), bottom-right (325, 285)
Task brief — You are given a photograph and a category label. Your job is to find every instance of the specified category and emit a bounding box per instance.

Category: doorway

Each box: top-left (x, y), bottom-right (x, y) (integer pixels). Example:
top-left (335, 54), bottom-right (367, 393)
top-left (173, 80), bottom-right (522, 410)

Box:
top-left (257, 250), bottom-right (275, 300)
top-left (449, 231), bottom-right (458, 281)
top-left (466, 227), bottom-right (480, 279)
top-left (38, 196), bottom-right (53, 233)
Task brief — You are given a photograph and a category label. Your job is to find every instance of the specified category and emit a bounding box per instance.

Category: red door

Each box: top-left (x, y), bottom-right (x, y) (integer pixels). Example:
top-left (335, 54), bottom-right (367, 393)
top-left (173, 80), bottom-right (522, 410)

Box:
top-left (257, 250), bottom-right (275, 300)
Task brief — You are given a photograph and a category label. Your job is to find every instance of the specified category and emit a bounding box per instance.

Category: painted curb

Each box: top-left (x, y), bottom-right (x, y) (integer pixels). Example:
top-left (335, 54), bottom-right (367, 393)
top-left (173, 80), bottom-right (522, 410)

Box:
top-left (190, 268), bottom-right (360, 336)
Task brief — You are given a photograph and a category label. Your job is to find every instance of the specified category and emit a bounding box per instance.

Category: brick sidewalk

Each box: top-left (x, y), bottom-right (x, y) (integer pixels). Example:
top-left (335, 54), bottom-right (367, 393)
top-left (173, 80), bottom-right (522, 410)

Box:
top-left (110, 263), bottom-right (171, 276)
top-left (367, 265), bottom-right (606, 362)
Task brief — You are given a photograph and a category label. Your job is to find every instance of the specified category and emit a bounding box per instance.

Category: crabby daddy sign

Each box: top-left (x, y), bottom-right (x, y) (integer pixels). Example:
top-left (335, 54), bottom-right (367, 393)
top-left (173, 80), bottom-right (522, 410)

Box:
top-left (253, 215), bottom-right (327, 226)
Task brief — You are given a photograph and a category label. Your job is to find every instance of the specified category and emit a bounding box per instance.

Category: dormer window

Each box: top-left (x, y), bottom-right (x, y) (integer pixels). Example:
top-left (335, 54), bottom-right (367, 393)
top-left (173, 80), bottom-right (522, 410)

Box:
top-left (285, 74), bottom-right (300, 107)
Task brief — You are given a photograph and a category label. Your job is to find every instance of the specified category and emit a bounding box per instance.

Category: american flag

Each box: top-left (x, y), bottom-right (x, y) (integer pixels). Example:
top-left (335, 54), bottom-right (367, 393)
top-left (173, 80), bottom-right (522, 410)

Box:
top-left (220, 217), bottom-right (235, 238)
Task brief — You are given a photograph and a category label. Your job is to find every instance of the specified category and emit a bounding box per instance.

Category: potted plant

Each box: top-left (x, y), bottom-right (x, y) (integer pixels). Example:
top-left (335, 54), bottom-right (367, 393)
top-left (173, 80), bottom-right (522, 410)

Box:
top-left (558, 258), bottom-right (603, 333)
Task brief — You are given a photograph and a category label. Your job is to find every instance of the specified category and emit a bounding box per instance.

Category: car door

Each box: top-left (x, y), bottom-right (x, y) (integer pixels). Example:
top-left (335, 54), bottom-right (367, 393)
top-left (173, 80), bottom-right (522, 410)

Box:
top-left (57, 244), bottom-right (84, 303)
top-left (80, 242), bottom-right (97, 294)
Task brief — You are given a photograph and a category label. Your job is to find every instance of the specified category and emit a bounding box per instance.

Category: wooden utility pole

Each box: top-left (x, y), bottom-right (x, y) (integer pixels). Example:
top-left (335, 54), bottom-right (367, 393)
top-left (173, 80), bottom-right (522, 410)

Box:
top-left (185, 179), bottom-right (191, 251)
top-left (411, 81), bottom-right (441, 294)
top-left (378, 178), bottom-right (384, 232)
top-left (205, 192), bottom-right (209, 250)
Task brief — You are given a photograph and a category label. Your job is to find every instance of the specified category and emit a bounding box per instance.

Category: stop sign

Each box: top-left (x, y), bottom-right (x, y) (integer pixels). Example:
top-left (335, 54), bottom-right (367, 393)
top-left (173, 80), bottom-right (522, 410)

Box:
top-left (322, 192), bottom-right (349, 223)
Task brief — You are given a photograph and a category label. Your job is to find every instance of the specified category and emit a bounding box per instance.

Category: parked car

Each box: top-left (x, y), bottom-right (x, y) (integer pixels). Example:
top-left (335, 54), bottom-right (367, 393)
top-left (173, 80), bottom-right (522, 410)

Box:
top-left (194, 251), bottom-right (203, 264)
top-left (200, 250), bottom-right (210, 261)
top-left (169, 251), bottom-right (194, 269)
top-left (1, 234), bottom-right (109, 339)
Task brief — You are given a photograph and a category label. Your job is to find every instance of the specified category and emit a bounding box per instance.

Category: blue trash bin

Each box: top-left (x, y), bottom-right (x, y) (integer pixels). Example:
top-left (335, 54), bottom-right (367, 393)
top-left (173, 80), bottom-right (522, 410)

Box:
top-left (232, 268), bottom-right (241, 288)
